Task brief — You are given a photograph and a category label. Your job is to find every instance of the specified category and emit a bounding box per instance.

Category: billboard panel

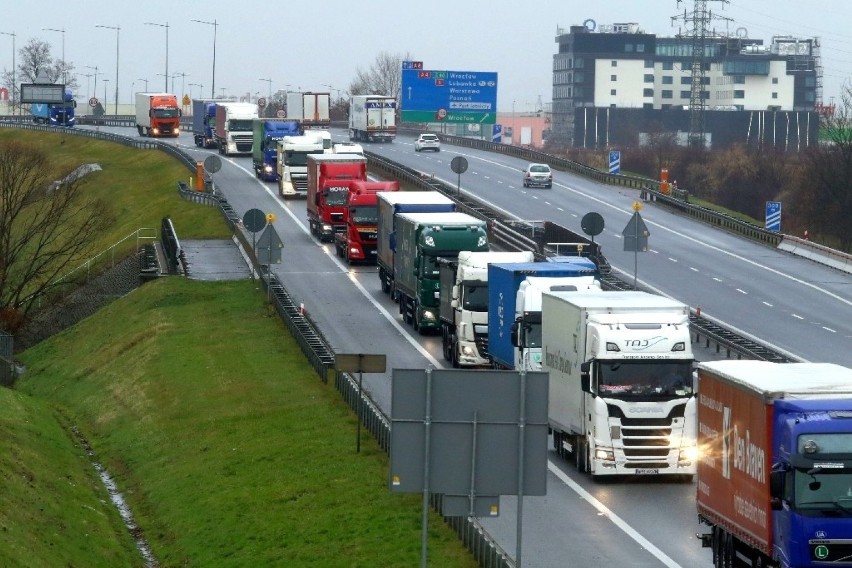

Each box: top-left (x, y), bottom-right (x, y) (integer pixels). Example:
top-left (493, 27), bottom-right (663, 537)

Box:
top-left (21, 83), bottom-right (66, 104)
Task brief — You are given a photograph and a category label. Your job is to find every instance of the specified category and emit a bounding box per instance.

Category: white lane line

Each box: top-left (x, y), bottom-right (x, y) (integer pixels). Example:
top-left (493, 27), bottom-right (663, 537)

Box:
top-left (439, 151), bottom-right (850, 309)
top-left (823, 327), bottom-right (837, 333)
top-left (668, 257), bottom-right (678, 263)
top-left (736, 289), bottom-right (748, 294)
top-left (763, 301), bottom-right (773, 307)
top-left (230, 159), bottom-right (445, 369)
top-left (712, 277), bottom-right (722, 282)
top-left (690, 267), bottom-right (699, 272)
top-left (548, 463), bottom-right (683, 568)
top-left (792, 314), bottom-right (805, 319)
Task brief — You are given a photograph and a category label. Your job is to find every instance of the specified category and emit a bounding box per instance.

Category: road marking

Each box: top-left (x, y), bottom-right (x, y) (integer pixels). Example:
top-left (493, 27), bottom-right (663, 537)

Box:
top-left (763, 301), bottom-right (773, 307)
top-left (690, 267), bottom-right (699, 272)
top-left (736, 289), bottom-right (748, 294)
top-left (548, 463), bottom-right (683, 568)
top-left (792, 314), bottom-right (804, 319)
top-left (668, 257), bottom-right (678, 263)
top-left (823, 326), bottom-right (837, 333)
top-left (712, 277), bottom-right (722, 282)
top-left (229, 158), bottom-right (445, 369)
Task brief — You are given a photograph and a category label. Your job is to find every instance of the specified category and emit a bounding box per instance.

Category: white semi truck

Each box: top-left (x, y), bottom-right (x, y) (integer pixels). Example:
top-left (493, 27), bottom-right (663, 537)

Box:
top-left (437, 251), bottom-right (535, 367)
top-left (214, 102), bottom-right (259, 156)
top-left (349, 95), bottom-right (396, 142)
top-left (541, 290), bottom-right (697, 480)
top-left (276, 134), bottom-right (325, 199)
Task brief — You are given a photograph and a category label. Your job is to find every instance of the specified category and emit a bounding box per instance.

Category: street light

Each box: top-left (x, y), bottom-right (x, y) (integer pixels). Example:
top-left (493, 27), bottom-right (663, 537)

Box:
top-left (259, 78), bottom-right (272, 116)
top-left (191, 19), bottom-right (218, 98)
top-left (0, 31), bottom-right (14, 114)
top-left (95, 24), bottom-right (120, 114)
top-left (42, 27), bottom-right (65, 84)
top-left (79, 73), bottom-right (93, 101)
top-left (156, 73), bottom-right (178, 93)
top-left (102, 78), bottom-right (109, 110)
top-left (85, 65), bottom-right (99, 100)
top-left (137, 77), bottom-right (149, 92)
top-left (188, 82), bottom-right (203, 99)
top-left (144, 22), bottom-right (169, 91)
top-left (174, 72), bottom-right (189, 98)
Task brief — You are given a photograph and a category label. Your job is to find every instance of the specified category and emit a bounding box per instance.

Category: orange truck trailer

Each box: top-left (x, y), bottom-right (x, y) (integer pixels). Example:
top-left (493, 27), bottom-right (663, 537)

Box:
top-left (696, 360), bottom-right (852, 568)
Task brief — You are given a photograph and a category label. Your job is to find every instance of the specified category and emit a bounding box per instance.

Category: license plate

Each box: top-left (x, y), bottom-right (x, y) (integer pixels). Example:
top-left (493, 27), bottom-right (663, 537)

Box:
top-left (636, 469), bottom-right (659, 475)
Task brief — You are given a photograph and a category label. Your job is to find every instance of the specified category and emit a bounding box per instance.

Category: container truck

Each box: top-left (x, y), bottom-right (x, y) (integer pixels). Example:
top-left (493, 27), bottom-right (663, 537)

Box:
top-left (376, 191), bottom-right (456, 296)
top-left (252, 119), bottom-right (301, 181)
top-left (192, 98), bottom-right (231, 148)
top-left (334, 180), bottom-right (400, 264)
top-left (487, 259), bottom-right (600, 371)
top-left (31, 90), bottom-right (76, 126)
top-left (306, 154), bottom-right (368, 242)
top-left (349, 94), bottom-right (397, 142)
top-left (438, 251), bottom-right (535, 368)
top-left (135, 92), bottom-right (181, 137)
top-left (276, 134), bottom-right (325, 199)
top-left (696, 360), bottom-right (852, 568)
top-left (214, 102), bottom-right (258, 156)
top-left (393, 212), bottom-right (488, 334)
top-left (541, 290), bottom-right (696, 480)
top-left (286, 92), bottom-right (330, 129)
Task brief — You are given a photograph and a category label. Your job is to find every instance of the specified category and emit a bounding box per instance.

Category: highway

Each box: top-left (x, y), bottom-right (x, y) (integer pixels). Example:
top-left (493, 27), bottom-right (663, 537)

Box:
top-left (86, 124), bottom-right (850, 566)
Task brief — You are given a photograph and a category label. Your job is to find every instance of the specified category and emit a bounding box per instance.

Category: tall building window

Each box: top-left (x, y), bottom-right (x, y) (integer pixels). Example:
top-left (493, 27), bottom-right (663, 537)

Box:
top-left (644, 74), bottom-right (654, 83)
top-left (681, 76), bottom-right (692, 84)
top-left (734, 90), bottom-right (745, 99)
top-left (772, 92), bottom-right (778, 99)
top-left (611, 89), bottom-right (617, 96)
top-left (625, 43), bottom-right (634, 52)
top-left (611, 75), bottom-right (617, 81)
top-left (644, 88), bottom-right (654, 97)
top-left (662, 76), bottom-right (673, 84)
top-left (645, 60), bottom-right (654, 68)
top-left (772, 77), bottom-right (778, 84)
top-left (680, 90), bottom-right (691, 99)
top-left (662, 90), bottom-right (673, 99)
top-left (662, 61), bottom-right (674, 70)
top-left (611, 60), bottom-right (618, 67)
top-left (637, 44), bottom-right (646, 53)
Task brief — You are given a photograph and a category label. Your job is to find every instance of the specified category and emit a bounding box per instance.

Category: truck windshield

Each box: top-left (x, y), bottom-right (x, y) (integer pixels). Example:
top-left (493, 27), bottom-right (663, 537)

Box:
top-left (795, 467), bottom-right (852, 515)
top-left (462, 283), bottom-right (488, 312)
top-left (350, 206), bottom-right (377, 226)
top-left (597, 360), bottom-right (693, 397)
top-left (284, 151), bottom-right (323, 167)
top-left (153, 109), bottom-right (179, 118)
top-left (228, 119), bottom-right (253, 131)
top-left (324, 187), bottom-right (349, 206)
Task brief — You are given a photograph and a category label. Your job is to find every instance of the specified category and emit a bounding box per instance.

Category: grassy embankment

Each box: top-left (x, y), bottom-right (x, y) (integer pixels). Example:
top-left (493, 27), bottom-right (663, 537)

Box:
top-left (3, 130), bottom-right (479, 567)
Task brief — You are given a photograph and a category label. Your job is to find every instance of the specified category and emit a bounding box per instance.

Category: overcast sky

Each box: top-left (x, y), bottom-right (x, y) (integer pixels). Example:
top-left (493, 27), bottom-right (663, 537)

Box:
top-left (1, 0), bottom-right (849, 111)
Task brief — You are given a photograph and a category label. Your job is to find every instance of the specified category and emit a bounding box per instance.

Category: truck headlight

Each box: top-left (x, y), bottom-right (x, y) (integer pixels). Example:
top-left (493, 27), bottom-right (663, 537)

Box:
top-left (421, 310), bottom-right (436, 322)
top-left (175, 128), bottom-right (180, 134)
top-left (264, 165), bottom-right (273, 173)
top-left (679, 446), bottom-right (700, 462)
top-left (152, 128), bottom-right (160, 135)
top-left (594, 448), bottom-right (615, 461)
top-left (461, 345), bottom-right (476, 356)
top-left (321, 224), bottom-right (332, 234)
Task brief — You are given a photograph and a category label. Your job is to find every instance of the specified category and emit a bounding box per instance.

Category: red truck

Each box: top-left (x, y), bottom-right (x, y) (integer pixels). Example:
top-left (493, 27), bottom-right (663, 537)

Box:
top-left (306, 154), bottom-right (368, 242)
top-left (696, 360), bottom-right (852, 568)
top-left (334, 180), bottom-right (400, 264)
top-left (135, 92), bottom-right (181, 137)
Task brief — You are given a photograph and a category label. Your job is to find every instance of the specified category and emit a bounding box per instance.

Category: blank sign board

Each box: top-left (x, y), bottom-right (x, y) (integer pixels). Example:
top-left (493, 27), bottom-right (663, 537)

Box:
top-left (389, 369), bottom-right (548, 497)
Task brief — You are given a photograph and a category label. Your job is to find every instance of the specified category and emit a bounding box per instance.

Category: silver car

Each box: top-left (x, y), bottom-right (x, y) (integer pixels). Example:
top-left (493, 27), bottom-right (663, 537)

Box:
top-left (414, 133), bottom-right (441, 152)
top-left (522, 163), bottom-right (553, 188)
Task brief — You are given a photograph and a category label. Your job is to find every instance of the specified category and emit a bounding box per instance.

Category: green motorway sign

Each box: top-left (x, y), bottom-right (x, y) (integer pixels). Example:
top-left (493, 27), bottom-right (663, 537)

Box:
top-left (401, 110), bottom-right (496, 124)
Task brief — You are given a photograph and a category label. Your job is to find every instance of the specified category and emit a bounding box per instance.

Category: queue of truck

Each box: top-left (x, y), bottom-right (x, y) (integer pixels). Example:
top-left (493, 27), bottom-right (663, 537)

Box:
top-left (183, 111), bottom-right (852, 563)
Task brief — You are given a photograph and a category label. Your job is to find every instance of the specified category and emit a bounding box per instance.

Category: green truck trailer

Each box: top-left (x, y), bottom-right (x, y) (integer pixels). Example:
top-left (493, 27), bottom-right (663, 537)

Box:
top-left (392, 211), bottom-right (488, 334)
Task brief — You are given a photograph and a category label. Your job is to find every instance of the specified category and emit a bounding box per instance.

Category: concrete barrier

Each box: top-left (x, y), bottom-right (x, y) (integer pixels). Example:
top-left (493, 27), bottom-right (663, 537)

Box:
top-left (778, 236), bottom-right (852, 274)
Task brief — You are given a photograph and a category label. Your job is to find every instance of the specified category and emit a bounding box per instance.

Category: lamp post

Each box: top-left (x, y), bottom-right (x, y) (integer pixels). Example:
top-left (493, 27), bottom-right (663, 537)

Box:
top-left (259, 78), bottom-right (272, 116)
top-left (144, 22), bottom-right (169, 91)
top-left (85, 65), bottom-right (99, 100)
top-left (95, 24), bottom-right (120, 114)
top-left (42, 27), bottom-right (65, 84)
top-left (102, 78), bottom-right (109, 110)
top-left (188, 82), bottom-right (202, 100)
top-left (191, 19), bottom-right (218, 98)
top-left (175, 72), bottom-right (189, 99)
top-left (0, 31), bottom-right (14, 114)
top-left (156, 73), bottom-right (178, 93)
top-left (137, 77), bottom-right (149, 92)
top-left (79, 73), bottom-right (93, 101)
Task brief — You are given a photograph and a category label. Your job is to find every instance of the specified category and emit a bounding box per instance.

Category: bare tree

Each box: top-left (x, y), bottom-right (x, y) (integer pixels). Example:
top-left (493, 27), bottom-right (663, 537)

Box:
top-left (797, 81), bottom-right (852, 249)
top-left (1, 38), bottom-right (77, 111)
top-left (348, 51), bottom-right (412, 102)
top-left (0, 140), bottom-right (107, 333)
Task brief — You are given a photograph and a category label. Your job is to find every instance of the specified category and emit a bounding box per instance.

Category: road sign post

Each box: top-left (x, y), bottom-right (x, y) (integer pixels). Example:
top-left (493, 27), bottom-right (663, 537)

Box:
top-left (622, 203), bottom-right (650, 289)
top-left (336, 354), bottom-right (387, 453)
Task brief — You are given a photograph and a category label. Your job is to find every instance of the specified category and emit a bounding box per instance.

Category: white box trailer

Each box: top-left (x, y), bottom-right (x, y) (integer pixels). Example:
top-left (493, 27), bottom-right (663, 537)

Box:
top-left (542, 290), bottom-right (697, 479)
top-left (349, 95), bottom-right (397, 142)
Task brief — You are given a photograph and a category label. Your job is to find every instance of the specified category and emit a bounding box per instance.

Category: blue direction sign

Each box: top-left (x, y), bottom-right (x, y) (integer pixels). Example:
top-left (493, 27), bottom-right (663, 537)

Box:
top-left (492, 124), bottom-right (503, 143)
top-left (608, 150), bottom-right (621, 174)
top-left (765, 201), bottom-right (782, 232)
top-left (401, 68), bottom-right (498, 124)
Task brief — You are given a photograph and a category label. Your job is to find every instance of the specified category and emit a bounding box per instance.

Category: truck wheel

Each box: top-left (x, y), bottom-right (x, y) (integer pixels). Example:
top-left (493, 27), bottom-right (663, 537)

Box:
top-left (575, 437), bottom-right (587, 473)
top-left (137, 125), bottom-right (143, 136)
top-left (442, 329), bottom-right (452, 361)
top-left (450, 341), bottom-right (459, 367)
top-left (722, 532), bottom-right (734, 568)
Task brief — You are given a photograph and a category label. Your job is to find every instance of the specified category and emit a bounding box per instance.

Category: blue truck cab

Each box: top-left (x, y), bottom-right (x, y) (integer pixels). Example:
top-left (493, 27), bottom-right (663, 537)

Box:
top-left (32, 90), bottom-right (76, 126)
top-left (252, 119), bottom-right (302, 182)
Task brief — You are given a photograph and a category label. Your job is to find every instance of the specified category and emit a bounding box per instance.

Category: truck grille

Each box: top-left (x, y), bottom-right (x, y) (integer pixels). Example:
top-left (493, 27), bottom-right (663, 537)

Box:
top-left (357, 228), bottom-right (378, 241)
top-left (475, 334), bottom-right (488, 358)
top-left (623, 448), bottom-right (671, 457)
top-left (810, 540), bottom-right (852, 563)
top-left (293, 178), bottom-right (308, 191)
top-left (234, 135), bottom-right (253, 152)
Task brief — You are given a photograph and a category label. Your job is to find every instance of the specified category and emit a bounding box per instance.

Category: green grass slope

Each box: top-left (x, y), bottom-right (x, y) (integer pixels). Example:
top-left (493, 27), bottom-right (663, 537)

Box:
top-left (16, 278), bottom-right (478, 567)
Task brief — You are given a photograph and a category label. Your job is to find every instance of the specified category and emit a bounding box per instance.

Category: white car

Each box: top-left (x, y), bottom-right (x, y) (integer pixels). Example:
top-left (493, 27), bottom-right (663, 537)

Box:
top-left (414, 133), bottom-right (441, 152)
top-left (522, 163), bottom-right (553, 188)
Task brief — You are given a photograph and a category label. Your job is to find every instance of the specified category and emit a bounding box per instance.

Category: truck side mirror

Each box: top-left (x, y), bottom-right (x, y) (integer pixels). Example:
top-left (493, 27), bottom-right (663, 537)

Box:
top-left (580, 362), bottom-right (591, 393)
top-left (769, 469), bottom-right (786, 501)
top-left (178, 109), bottom-right (183, 117)
top-left (510, 321), bottom-right (519, 347)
